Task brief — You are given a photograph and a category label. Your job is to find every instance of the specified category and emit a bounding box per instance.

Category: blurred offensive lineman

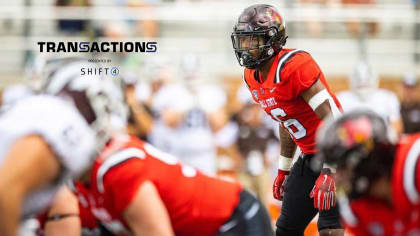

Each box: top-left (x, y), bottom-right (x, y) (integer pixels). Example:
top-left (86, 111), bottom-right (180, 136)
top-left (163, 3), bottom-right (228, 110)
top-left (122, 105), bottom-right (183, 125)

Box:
top-left (231, 4), bottom-right (343, 236)
top-left (0, 58), bottom-right (126, 236)
top-left (317, 111), bottom-right (420, 235)
top-left (38, 134), bottom-right (273, 236)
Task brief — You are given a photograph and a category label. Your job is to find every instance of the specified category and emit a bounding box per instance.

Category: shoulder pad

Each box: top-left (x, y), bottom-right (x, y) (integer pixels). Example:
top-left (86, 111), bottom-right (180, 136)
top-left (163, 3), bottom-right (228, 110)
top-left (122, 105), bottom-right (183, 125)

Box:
top-left (96, 147), bottom-right (146, 193)
top-left (242, 68), bottom-right (251, 89)
top-left (275, 49), bottom-right (308, 83)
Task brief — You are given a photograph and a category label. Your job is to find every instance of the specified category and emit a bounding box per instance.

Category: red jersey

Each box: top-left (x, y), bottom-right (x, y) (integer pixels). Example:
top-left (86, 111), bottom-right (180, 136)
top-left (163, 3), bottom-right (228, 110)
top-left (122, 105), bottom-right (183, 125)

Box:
top-left (243, 48), bottom-right (342, 154)
top-left (78, 135), bottom-right (242, 236)
top-left (340, 133), bottom-right (420, 235)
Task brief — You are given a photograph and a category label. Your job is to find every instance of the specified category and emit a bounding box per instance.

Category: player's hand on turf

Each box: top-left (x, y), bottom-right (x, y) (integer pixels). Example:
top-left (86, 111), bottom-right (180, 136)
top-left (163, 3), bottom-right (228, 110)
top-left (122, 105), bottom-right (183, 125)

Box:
top-left (310, 168), bottom-right (336, 211)
top-left (273, 169), bottom-right (290, 200)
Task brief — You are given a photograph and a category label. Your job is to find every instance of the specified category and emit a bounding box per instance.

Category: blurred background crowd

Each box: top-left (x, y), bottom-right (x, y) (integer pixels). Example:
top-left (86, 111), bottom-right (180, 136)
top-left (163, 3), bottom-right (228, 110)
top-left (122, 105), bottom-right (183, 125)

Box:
top-left (1, 0), bottom-right (420, 235)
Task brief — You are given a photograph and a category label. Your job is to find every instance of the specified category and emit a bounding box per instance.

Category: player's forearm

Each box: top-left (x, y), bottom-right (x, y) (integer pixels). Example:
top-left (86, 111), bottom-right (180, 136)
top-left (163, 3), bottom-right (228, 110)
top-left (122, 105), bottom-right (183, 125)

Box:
top-left (131, 224), bottom-right (174, 236)
top-left (0, 186), bottom-right (22, 236)
top-left (314, 101), bottom-right (332, 121)
top-left (131, 105), bottom-right (154, 134)
top-left (45, 217), bottom-right (81, 236)
top-left (0, 136), bottom-right (61, 236)
top-left (44, 187), bottom-right (81, 236)
top-left (391, 119), bottom-right (403, 137)
top-left (126, 86), bottom-right (154, 134)
top-left (279, 125), bottom-right (297, 158)
top-left (124, 181), bottom-right (175, 236)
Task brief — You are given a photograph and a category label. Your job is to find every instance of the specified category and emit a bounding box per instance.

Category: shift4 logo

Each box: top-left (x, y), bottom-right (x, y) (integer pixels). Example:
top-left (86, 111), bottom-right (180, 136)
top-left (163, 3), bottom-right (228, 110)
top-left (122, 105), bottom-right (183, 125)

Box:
top-left (81, 66), bottom-right (120, 77)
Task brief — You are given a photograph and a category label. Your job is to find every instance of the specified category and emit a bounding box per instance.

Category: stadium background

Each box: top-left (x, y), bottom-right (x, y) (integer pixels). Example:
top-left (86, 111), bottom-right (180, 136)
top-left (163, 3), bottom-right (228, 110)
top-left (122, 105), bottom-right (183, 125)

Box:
top-left (0, 0), bottom-right (420, 235)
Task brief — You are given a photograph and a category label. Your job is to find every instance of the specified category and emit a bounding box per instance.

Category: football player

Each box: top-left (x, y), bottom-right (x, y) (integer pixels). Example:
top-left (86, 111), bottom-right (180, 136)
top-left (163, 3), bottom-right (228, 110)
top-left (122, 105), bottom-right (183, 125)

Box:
top-left (0, 58), bottom-right (126, 236)
top-left (337, 61), bottom-right (403, 136)
top-left (38, 134), bottom-right (273, 236)
top-left (231, 4), bottom-right (343, 236)
top-left (317, 110), bottom-right (420, 235)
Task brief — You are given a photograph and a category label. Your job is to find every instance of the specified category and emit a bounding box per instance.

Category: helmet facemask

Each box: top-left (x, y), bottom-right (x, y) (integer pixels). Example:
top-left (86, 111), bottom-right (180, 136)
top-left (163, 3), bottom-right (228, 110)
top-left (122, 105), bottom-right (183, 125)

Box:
top-left (231, 27), bottom-right (284, 69)
top-left (42, 59), bottom-right (128, 153)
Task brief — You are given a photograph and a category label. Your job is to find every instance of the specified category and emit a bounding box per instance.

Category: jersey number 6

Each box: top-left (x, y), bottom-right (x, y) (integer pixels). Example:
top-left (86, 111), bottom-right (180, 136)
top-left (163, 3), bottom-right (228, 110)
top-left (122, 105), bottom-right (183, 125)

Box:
top-left (270, 108), bottom-right (307, 139)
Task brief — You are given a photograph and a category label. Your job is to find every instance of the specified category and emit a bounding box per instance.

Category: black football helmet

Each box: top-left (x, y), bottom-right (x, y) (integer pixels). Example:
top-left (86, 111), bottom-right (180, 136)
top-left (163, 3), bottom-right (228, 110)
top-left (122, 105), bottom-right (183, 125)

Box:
top-left (231, 4), bottom-right (287, 69)
top-left (316, 110), bottom-right (396, 199)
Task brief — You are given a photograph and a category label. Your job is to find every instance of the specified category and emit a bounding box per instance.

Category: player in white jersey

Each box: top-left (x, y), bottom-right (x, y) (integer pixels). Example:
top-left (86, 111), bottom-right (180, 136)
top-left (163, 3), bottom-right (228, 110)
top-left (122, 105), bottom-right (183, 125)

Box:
top-left (0, 58), bottom-right (126, 236)
top-left (148, 55), bottom-right (229, 174)
top-left (337, 61), bottom-right (403, 135)
top-left (149, 83), bottom-right (219, 174)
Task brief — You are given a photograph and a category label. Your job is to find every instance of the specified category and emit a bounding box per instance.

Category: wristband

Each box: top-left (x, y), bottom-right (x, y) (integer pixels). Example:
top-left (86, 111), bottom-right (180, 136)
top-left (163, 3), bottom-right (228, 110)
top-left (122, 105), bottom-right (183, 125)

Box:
top-left (278, 155), bottom-right (293, 171)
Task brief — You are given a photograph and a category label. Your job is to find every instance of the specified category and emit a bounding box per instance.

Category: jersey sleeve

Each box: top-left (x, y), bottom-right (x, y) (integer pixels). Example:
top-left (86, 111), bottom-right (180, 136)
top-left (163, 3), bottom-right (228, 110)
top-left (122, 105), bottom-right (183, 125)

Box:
top-left (103, 158), bottom-right (148, 216)
top-left (392, 134), bottom-right (420, 215)
top-left (243, 68), bottom-right (259, 104)
top-left (0, 95), bottom-right (96, 178)
top-left (279, 53), bottom-right (321, 100)
top-left (414, 154), bottom-right (420, 205)
top-left (409, 135), bottom-right (420, 201)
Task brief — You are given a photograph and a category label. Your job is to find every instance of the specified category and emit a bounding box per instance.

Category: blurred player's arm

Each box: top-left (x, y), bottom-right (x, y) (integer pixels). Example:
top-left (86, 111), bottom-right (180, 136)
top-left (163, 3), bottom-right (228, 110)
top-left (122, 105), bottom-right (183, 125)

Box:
top-left (123, 181), bottom-right (174, 236)
top-left (389, 93), bottom-right (403, 136)
top-left (0, 135), bottom-right (60, 236)
top-left (208, 107), bottom-right (229, 133)
top-left (208, 108), bottom-right (243, 171)
top-left (44, 186), bottom-right (81, 236)
top-left (126, 85), bottom-right (154, 135)
top-left (391, 119), bottom-right (403, 137)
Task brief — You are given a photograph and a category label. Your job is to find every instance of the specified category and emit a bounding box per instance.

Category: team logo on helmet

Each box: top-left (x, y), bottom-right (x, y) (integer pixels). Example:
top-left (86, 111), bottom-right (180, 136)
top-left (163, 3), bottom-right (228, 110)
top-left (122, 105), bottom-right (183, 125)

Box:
top-left (338, 117), bottom-right (374, 151)
top-left (273, 9), bottom-right (283, 24)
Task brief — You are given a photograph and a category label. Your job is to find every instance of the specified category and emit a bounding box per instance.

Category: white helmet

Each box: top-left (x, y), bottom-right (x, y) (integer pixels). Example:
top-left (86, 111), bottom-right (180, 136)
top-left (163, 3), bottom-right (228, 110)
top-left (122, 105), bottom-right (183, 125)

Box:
top-left (349, 61), bottom-right (378, 90)
top-left (41, 57), bottom-right (128, 151)
top-left (24, 53), bottom-right (71, 91)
